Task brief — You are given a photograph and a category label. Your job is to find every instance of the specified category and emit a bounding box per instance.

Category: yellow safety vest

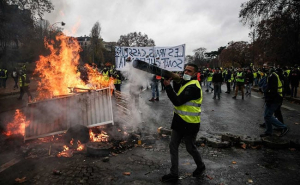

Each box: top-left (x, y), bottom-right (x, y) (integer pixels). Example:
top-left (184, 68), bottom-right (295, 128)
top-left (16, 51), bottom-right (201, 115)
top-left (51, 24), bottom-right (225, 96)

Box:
top-left (253, 72), bottom-right (257, 78)
top-left (174, 80), bottom-right (202, 123)
top-left (236, 72), bottom-right (244, 83)
top-left (114, 75), bottom-right (121, 84)
top-left (207, 72), bottom-right (213, 82)
top-left (103, 71), bottom-right (109, 81)
top-left (19, 74), bottom-right (29, 87)
top-left (272, 72), bottom-right (283, 97)
top-left (285, 70), bottom-right (291, 76)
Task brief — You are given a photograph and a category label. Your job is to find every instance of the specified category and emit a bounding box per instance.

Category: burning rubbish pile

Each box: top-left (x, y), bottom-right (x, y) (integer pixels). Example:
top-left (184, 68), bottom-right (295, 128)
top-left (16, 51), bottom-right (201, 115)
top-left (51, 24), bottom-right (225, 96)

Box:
top-left (2, 109), bottom-right (30, 137)
top-left (34, 33), bottom-right (115, 101)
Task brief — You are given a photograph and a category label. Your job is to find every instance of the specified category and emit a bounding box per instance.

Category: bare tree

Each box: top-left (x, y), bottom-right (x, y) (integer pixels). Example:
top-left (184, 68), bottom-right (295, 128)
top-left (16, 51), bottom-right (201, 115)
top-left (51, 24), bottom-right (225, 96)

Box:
top-left (89, 21), bottom-right (104, 67)
top-left (117, 32), bottom-right (155, 47)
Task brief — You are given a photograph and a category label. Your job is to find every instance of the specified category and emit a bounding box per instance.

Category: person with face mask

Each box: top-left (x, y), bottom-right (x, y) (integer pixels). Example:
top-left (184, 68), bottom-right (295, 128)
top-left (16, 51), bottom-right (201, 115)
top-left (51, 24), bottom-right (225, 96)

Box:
top-left (161, 64), bottom-right (205, 183)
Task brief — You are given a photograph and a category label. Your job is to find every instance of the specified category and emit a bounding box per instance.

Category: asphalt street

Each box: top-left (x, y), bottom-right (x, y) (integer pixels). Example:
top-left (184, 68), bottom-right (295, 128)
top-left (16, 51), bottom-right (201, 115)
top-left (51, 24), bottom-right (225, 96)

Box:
top-left (0, 81), bottom-right (300, 185)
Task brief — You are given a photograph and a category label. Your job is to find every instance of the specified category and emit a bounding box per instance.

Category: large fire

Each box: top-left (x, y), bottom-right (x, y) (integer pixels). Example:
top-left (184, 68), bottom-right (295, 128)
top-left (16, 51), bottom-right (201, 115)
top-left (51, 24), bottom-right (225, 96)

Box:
top-left (89, 129), bottom-right (109, 142)
top-left (3, 109), bottom-right (30, 136)
top-left (34, 33), bottom-right (115, 100)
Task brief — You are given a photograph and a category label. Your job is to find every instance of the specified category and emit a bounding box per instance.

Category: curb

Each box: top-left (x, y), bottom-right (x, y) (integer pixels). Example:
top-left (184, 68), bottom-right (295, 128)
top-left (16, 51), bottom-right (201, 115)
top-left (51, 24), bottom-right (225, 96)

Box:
top-left (158, 128), bottom-right (298, 149)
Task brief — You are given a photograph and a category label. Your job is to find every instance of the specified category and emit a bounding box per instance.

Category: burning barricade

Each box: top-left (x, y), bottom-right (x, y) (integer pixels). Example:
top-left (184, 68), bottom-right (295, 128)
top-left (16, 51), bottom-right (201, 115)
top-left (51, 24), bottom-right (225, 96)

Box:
top-left (1, 32), bottom-right (133, 158)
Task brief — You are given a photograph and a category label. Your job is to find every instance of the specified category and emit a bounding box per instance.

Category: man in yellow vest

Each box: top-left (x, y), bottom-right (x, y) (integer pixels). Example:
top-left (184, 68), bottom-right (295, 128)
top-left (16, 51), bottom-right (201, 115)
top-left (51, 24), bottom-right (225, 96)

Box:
top-left (232, 68), bottom-right (245, 99)
top-left (161, 63), bottom-right (205, 182)
top-left (113, 71), bottom-right (122, 91)
top-left (205, 68), bottom-right (214, 92)
top-left (0, 68), bottom-right (8, 88)
top-left (17, 70), bottom-right (33, 101)
top-left (260, 66), bottom-right (288, 137)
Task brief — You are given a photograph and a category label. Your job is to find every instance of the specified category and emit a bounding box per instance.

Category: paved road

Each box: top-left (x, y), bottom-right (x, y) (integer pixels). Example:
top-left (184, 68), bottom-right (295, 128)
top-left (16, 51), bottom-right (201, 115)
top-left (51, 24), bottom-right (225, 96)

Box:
top-left (0, 82), bottom-right (300, 185)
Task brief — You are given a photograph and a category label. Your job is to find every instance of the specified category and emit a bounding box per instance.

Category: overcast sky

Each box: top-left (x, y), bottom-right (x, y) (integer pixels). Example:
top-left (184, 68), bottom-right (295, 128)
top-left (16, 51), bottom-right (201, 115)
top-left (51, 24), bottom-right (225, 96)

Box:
top-left (44, 0), bottom-right (250, 56)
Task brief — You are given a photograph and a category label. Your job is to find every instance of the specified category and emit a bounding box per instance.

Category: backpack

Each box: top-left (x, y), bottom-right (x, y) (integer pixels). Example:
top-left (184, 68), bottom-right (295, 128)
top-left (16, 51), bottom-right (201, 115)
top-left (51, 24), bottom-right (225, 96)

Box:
top-left (258, 76), bottom-right (267, 93)
top-left (0, 70), bottom-right (4, 77)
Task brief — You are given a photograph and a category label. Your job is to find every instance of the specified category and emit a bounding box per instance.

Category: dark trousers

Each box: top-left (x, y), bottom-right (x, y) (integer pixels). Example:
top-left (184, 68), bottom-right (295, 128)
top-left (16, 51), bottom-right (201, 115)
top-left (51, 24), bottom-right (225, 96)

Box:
top-left (234, 85), bottom-right (244, 97)
top-left (226, 82), bottom-right (231, 92)
top-left (13, 78), bottom-right (18, 89)
top-left (274, 104), bottom-right (284, 124)
top-left (160, 79), bottom-right (165, 91)
top-left (291, 86), bottom-right (298, 97)
top-left (264, 102), bottom-right (287, 134)
top-left (213, 82), bottom-right (221, 99)
top-left (0, 78), bottom-right (7, 88)
top-left (19, 86), bottom-right (32, 100)
top-left (169, 129), bottom-right (204, 175)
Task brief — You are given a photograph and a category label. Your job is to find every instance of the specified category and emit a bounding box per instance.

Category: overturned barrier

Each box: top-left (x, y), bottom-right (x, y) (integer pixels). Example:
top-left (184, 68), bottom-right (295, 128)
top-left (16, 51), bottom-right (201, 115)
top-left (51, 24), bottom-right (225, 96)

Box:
top-left (24, 88), bottom-right (114, 141)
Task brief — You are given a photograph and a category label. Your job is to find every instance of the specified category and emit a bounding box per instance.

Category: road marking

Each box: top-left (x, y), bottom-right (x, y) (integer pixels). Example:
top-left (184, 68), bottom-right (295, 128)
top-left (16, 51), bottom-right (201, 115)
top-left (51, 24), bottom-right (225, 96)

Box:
top-left (251, 95), bottom-right (261, 99)
top-left (0, 158), bottom-right (21, 173)
top-left (281, 105), bottom-right (296, 111)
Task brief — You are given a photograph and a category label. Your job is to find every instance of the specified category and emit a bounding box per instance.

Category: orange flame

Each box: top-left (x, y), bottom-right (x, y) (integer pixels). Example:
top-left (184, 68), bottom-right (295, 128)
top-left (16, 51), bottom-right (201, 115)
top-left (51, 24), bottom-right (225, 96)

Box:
top-left (3, 109), bottom-right (30, 136)
top-left (89, 129), bottom-right (109, 142)
top-left (77, 140), bottom-right (84, 151)
top-left (34, 33), bottom-right (115, 101)
top-left (57, 145), bottom-right (73, 158)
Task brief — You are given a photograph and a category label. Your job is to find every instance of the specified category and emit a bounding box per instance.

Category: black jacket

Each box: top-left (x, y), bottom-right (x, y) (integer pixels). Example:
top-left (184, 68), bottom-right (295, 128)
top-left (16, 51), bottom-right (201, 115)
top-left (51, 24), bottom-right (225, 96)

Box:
top-left (212, 72), bottom-right (223, 83)
top-left (289, 70), bottom-right (299, 87)
top-left (165, 77), bottom-right (201, 135)
top-left (265, 73), bottom-right (283, 104)
top-left (245, 72), bottom-right (254, 84)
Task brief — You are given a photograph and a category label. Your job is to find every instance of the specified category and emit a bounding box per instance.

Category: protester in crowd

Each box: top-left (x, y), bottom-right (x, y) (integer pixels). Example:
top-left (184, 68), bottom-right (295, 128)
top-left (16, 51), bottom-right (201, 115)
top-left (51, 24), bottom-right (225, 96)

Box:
top-left (232, 69), bottom-right (237, 91)
top-left (17, 70), bottom-right (33, 101)
top-left (149, 74), bottom-right (160, 102)
top-left (161, 63), bottom-right (205, 183)
top-left (245, 69), bottom-right (254, 96)
top-left (212, 68), bottom-right (223, 99)
top-left (260, 66), bottom-right (288, 137)
top-left (113, 70), bottom-right (122, 92)
top-left (289, 67), bottom-right (299, 98)
top-left (0, 67), bottom-right (8, 88)
top-left (232, 68), bottom-right (245, 100)
top-left (11, 67), bottom-right (19, 89)
top-left (225, 69), bottom-right (232, 93)
top-left (205, 68), bottom-right (214, 92)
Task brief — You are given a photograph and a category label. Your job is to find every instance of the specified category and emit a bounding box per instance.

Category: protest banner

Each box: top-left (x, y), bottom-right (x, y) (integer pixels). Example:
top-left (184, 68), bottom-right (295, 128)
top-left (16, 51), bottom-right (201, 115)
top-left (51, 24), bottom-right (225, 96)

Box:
top-left (115, 44), bottom-right (185, 71)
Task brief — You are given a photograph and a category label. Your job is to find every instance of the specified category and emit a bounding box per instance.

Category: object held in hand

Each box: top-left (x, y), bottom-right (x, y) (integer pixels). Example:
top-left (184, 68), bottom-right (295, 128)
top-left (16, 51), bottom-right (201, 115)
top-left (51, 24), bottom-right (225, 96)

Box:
top-left (132, 60), bottom-right (181, 81)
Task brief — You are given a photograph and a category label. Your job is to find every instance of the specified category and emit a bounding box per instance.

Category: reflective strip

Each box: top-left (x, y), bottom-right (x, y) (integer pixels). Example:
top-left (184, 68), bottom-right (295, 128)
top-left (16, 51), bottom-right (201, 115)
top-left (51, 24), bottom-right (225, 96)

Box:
top-left (174, 109), bottom-right (201, 116)
top-left (184, 102), bottom-right (201, 107)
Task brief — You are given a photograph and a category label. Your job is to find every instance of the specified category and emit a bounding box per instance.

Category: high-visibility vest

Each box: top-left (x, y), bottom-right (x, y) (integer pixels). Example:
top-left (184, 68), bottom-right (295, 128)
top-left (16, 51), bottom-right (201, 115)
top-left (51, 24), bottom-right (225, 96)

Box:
top-left (231, 74), bottom-right (234, 82)
top-left (207, 72), bottom-right (213, 82)
top-left (272, 72), bottom-right (283, 97)
top-left (174, 80), bottom-right (202, 123)
top-left (114, 75), bottom-right (121, 84)
top-left (285, 70), bottom-right (291, 76)
top-left (0, 69), bottom-right (7, 78)
top-left (103, 71), bottom-right (109, 81)
top-left (236, 72), bottom-right (244, 83)
top-left (253, 72), bottom-right (257, 78)
top-left (19, 74), bottom-right (29, 87)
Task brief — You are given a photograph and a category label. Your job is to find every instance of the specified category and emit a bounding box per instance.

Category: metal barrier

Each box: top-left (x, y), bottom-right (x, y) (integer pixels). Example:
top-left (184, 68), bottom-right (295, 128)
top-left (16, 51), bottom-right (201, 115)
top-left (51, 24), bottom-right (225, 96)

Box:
top-left (24, 88), bottom-right (114, 141)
